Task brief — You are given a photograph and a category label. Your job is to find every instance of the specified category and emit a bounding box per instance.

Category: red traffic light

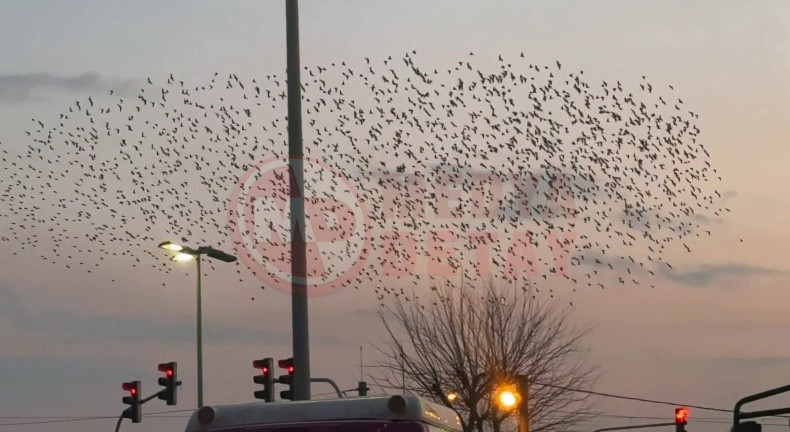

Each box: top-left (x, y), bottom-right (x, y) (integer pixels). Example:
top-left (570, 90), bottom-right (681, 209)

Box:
top-left (252, 358), bottom-right (275, 402)
top-left (278, 358), bottom-right (294, 375)
top-left (675, 407), bottom-right (689, 424)
top-left (121, 380), bottom-right (142, 423)
top-left (123, 382), bottom-right (139, 395)
top-left (157, 362), bottom-right (178, 406)
top-left (253, 359), bottom-right (272, 375)
top-left (158, 362), bottom-right (175, 376)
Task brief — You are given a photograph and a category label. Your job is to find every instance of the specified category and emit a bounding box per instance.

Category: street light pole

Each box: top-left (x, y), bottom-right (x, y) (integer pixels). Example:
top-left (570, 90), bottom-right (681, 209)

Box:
top-left (158, 241), bottom-right (236, 409)
top-left (196, 254), bottom-right (203, 408)
top-left (517, 376), bottom-right (530, 432)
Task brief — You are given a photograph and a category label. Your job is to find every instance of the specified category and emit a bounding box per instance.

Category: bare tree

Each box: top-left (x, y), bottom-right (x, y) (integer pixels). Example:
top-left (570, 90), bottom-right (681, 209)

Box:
top-left (373, 281), bottom-right (598, 432)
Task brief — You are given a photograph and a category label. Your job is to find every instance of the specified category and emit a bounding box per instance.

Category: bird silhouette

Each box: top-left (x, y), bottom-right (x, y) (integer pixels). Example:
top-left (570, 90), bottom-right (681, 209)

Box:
top-left (0, 52), bottom-right (733, 303)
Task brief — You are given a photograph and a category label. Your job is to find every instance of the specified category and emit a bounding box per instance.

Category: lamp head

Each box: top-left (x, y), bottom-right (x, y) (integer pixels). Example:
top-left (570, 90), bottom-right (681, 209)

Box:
top-left (172, 252), bottom-right (196, 263)
top-left (159, 241), bottom-right (184, 252)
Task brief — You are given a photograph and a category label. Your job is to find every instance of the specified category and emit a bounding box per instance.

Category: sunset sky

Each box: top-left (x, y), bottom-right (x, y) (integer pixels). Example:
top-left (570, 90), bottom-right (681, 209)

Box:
top-left (1, 1), bottom-right (789, 431)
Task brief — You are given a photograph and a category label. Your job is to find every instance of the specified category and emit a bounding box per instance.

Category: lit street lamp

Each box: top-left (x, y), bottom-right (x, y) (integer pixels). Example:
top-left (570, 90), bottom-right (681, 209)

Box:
top-left (158, 241), bottom-right (237, 408)
top-left (495, 381), bottom-right (528, 432)
top-left (496, 387), bottom-right (519, 410)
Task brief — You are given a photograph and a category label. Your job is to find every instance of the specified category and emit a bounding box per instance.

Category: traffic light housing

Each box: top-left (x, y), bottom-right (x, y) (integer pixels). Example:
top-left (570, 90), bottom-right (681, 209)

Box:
top-left (157, 362), bottom-right (179, 405)
top-left (122, 381), bottom-right (142, 423)
top-left (358, 381), bottom-right (369, 397)
top-left (278, 357), bottom-right (294, 400)
top-left (253, 358), bottom-right (275, 402)
top-left (675, 407), bottom-right (689, 432)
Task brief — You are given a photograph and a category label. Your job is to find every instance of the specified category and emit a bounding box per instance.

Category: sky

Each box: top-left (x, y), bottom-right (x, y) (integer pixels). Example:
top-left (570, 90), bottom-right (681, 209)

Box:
top-left (1, 1), bottom-right (790, 431)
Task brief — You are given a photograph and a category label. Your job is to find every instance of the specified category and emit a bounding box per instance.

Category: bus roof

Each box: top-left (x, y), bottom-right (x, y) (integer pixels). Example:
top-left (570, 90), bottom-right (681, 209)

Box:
top-left (185, 395), bottom-right (463, 432)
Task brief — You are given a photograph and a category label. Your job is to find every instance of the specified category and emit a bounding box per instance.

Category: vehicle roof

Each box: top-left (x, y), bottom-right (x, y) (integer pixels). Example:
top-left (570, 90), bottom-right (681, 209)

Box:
top-left (185, 395), bottom-right (463, 432)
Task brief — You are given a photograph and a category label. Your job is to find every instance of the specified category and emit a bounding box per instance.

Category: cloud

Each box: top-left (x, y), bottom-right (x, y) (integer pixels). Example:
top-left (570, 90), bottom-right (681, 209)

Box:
top-left (0, 72), bottom-right (139, 103)
top-left (689, 213), bottom-right (724, 224)
top-left (718, 356), bottom-right (790, 368)
top-left (660, 263), bottom-right (787, 287)
top-left (0, 284), bottom-right (349, 347)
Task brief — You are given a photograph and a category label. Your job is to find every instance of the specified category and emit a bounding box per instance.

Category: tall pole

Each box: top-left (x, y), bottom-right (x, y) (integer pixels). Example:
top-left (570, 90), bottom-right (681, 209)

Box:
top-left (196, 255), bottom-right (203, 408)
top-left (517, 375), bottom-right (530, 432)
top-left (286, 0), bottom-right (311, 401)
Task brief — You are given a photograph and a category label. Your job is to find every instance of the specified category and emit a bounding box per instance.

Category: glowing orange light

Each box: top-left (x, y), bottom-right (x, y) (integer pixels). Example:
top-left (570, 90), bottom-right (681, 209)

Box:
top-left (675, 407), bottom-right (689, 423)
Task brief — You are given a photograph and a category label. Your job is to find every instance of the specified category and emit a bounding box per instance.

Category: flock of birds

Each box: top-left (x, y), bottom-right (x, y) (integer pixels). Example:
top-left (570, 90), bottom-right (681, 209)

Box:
top-left (0, 51), bottom-right (730, 301)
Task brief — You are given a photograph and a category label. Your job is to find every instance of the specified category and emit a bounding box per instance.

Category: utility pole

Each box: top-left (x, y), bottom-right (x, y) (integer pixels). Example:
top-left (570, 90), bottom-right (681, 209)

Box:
top-left (516, 375), bottom-right (530, 432)
top-left (285, 0), bottom-right (311, 401)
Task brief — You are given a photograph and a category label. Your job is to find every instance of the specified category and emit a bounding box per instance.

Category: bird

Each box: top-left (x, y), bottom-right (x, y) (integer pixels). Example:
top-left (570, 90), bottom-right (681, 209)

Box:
top-left (0, 53), bottom-right (732, 304)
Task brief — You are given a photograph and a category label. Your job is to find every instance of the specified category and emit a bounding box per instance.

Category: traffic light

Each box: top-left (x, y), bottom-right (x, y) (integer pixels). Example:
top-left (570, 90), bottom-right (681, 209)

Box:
top-left (122, 381), bottom-right (141, 423)
top-left (278, 357), bottom-right (294, 400)
top-left (157, 362), bottom-right (179, 405)
top-left (253, 358), bottom-right (275, 402)
top-left (675, 407), bottom-right (689, 432)
top-left (357, 381), bottom-right (369, 397)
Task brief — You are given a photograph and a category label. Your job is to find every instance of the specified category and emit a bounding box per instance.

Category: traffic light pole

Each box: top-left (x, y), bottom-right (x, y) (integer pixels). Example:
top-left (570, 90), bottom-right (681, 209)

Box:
top-left (733, 383), bottom-right (790, 427)
top-left (310, 378), bottom-right (343, 398)
top-left (116, 389), bottom-right (172, 432)
top-left (115, 413), bottom-right (124, 432)
top-left (286, 0), bottom-right (311, 401)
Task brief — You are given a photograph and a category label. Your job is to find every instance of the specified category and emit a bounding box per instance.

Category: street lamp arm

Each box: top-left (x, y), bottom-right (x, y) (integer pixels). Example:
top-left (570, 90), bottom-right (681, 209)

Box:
top-left (198, 246), bottom-right (237, 262)
top-left (182, 246), bottom-right (200, 255)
